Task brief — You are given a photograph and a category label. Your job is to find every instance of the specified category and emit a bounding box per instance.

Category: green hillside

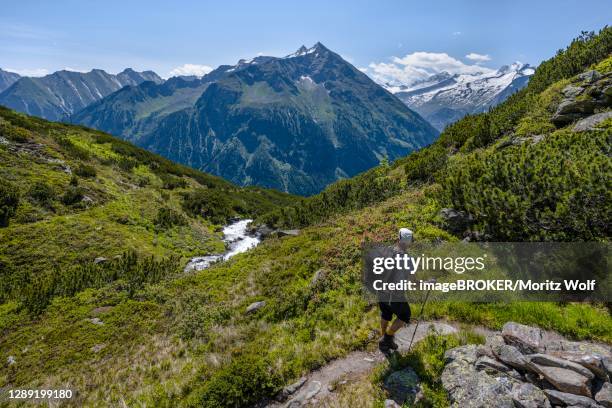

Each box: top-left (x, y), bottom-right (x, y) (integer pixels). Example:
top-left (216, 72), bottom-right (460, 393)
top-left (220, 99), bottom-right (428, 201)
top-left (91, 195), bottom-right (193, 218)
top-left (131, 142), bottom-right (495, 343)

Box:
top-left (0, 106), bottom-right (297, 311)
top-left (0, 29), bottom-right (611, 408)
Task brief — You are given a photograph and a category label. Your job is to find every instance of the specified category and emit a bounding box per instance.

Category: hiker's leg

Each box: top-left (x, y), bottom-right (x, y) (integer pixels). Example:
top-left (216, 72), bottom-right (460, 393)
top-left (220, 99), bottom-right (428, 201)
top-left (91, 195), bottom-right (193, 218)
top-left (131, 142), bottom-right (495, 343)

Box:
top-left (386, 302), bottom-right (411, 335)
top-left (378, 302), bottom-right (393, 335)
top-left (386, 318), bottom-right (405, 335)
top-left (380, 317), bottom-right (389, 336)
top-left (380, 318), bottom-right (390, 336)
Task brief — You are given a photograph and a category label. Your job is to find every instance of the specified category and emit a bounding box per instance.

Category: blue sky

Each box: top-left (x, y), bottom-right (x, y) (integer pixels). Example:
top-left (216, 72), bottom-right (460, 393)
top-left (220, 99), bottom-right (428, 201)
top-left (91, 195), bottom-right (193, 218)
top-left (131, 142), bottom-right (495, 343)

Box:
top-left (1, 0), bottom-right (610, 80)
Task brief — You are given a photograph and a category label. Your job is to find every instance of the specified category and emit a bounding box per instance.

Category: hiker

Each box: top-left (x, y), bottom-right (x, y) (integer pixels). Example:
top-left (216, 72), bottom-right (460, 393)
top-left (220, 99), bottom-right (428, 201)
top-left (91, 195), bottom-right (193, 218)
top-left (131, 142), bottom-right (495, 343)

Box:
top-left (378, 228), bottom-right (413, 353)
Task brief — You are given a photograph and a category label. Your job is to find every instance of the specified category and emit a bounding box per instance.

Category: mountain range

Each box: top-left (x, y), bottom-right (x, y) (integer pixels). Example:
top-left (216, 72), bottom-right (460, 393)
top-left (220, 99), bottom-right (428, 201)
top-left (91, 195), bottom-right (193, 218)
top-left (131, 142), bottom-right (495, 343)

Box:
top-left (382, 63), bottom-right (535, 130)
top-left (72, 43), bottom-right (438, 195)
top-left (0, 46), bottom-right (534, 195)
top-left (0, 69), bottom-right (20, 93)
top-left (0, 68), bottom-right (162, 121)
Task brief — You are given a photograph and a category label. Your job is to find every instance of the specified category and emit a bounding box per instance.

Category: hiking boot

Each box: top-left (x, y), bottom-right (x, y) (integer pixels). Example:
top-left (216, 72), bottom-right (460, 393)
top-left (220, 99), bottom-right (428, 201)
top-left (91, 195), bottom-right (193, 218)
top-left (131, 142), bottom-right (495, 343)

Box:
top-left (378, 334), bottom-right (398, 352)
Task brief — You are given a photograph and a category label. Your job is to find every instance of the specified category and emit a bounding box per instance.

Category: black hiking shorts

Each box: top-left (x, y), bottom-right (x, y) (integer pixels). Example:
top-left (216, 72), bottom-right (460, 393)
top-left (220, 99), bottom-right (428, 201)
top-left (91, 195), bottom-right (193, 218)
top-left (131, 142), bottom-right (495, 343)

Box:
top-left (379, 301), bottom-right (411, 323)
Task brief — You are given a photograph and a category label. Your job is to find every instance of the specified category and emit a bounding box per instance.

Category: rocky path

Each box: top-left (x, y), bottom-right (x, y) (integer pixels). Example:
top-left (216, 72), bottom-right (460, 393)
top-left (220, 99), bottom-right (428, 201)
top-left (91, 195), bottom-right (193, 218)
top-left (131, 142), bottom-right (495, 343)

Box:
top-left (267, 321), bottom-right (468, 407)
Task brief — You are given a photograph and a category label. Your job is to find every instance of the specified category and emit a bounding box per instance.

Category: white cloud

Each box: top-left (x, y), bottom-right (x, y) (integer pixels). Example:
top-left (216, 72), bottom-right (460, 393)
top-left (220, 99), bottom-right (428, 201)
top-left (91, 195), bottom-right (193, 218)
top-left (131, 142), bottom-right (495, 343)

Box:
top-left (168, 64), bottom-right (213, 78)
top-left (63, 67), bottom-right (88, 73)
top-left (452, 31), bottom-right (462, 36)
top-left (4, 68), bottom-right (49, 77)
top-left (366, 51), bottom-right (494, 88)
top-left (465, 53), bottom-right (491, 63)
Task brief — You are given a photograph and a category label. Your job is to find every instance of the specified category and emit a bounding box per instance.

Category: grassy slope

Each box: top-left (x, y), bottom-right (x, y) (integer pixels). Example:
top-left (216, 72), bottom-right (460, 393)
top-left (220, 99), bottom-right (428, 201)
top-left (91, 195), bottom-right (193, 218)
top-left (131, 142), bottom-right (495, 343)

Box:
top-left (1, 33), bottom-right (611, 408)
top-left (1, 187), bottom-right (609, 406)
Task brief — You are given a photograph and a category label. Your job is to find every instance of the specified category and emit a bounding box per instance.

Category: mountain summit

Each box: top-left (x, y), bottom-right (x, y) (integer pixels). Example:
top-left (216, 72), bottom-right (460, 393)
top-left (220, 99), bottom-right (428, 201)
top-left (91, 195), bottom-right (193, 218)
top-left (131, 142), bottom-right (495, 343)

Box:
top-left (73, 43), bottom-right (438, 195)
top-left (386, 63), bottom-right (535, 130)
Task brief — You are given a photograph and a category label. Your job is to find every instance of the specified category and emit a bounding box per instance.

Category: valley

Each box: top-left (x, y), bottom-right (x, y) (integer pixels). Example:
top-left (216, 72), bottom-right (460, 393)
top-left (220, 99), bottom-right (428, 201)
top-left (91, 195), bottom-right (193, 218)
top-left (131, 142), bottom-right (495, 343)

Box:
top-left (0, 19), bottom-right (610, 408)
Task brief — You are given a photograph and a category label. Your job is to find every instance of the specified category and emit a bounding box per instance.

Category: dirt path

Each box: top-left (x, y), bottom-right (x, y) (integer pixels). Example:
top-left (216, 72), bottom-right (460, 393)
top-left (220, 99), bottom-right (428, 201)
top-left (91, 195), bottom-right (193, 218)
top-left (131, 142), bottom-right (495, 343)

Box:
top-left (267, 321), bottom-right (475, 407)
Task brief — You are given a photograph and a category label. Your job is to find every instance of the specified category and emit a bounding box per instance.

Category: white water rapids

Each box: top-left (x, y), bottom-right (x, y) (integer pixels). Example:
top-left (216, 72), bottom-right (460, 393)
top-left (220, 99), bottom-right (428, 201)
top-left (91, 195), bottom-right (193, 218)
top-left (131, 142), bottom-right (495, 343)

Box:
top-left (184, 219), bottom-right (261, 272)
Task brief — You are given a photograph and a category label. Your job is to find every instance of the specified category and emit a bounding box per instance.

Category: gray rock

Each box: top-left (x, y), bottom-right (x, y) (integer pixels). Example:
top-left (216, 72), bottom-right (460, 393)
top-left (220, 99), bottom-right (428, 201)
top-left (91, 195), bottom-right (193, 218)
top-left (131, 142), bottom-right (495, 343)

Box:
top-left (573, 111), bottom-right (612, 132)
top-left (512, 382), bottom-right (552, 408)
top-left (528, 354), bottom-right (595, 380)
top-left (552, 112), bottom-right (585, 126)
top-left (286, 380), bottom-right (321, 407)
top-left (544, 389), bottom-right (601, 408)
top-left (579, 70), bottom-right (602, 83)
top-left (439, 208), bottom-right (473, 233)
top-left (557, 99), bottom-right (596, 115)
top-left (384, 367), bottom-right (420, 405)
top-left (310, 269), bottom-right (327, 288)
top-left (245, 301), bottom-right (265, 314)
top-left (277, 229), bottom-right (300, 237)
top-left (384, 399), bottom-right (402, 408)
top-left (502, 322), bottom-right (546, 354)
top-left (93, 257), bottom-right (108, 264)
top-left (254, 224), bottom-right (274, 238)
top-left (442, 345), bottom-right (551, 407)
top-left (276, 377), bottom-right (307, 401)
top-left (476, 355), bottom-right (523, 380)
top-left (595, 382), bottom-right (612, 408)
top-left (528, 364), bottom-right (592, 397)
top-left (91, 344), bottom-right (106, 353)
top-left (563, 85), bottom-right (585, 98)
top-left (550, 351), bottom-right (609, 379)
top-left (603, 358), bottom-right (612, 379)
top-left (445, 344), bottom-right (480, 365)
top-left (493, 343), bottom-right (530, 370)
top-left (87, 317), bottom-right (104, 326)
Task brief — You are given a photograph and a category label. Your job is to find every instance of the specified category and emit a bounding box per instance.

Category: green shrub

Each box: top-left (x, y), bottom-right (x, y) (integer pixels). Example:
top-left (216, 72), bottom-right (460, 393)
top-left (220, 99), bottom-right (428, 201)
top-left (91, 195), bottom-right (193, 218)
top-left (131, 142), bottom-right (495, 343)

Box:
top-left (28, 181), bottom-right (55, 204)
top-left (182, 188), bottom-right (235, 224)
top-left (187, 355), bottom-right (282, 408)
top-left (74, 164), bottom-right (96, 178)
top-left (61, 186), bottom-right (84, 206)
top-left (117, 157), bottom-right (137, 172)
top-left (0, 122), bottom-right (30, 142)
top-left (154, 207), bottom-right (187, 229)
top-left (56, 137), bottom-right (90, 160)
top-left (443, 129), bottom-right (611, 241)
top-left (160, 173), bottom-right (188, 190)
top-left (19, 251), bottom-right (179, 314)
top-left (0, 178), bottom-right (19, 227)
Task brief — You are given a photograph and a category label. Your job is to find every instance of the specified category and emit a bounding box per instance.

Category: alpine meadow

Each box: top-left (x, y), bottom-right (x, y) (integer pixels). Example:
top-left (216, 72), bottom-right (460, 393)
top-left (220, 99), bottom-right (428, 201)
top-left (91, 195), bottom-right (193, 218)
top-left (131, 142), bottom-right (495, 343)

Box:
top-left (0, 3), bottom-right (611, 408)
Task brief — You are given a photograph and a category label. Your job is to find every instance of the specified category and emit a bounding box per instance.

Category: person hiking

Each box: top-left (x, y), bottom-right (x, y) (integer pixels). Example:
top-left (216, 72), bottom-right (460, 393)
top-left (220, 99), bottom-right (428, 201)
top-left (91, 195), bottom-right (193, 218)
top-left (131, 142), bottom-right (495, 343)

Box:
top-left (377, 228), bottom-right (413, 353)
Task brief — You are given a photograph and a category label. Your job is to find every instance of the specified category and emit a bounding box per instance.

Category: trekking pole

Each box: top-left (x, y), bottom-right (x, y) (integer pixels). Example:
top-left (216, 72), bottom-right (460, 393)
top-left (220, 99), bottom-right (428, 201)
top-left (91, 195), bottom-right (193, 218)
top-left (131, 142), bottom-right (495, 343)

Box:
top-left (407, 278), bottom-right (436, 352)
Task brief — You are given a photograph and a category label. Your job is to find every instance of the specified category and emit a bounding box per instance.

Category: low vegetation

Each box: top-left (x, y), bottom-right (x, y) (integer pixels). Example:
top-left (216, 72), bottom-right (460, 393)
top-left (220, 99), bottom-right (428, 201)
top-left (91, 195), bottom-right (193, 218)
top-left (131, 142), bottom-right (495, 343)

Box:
top-left (0, 28), bottom-right (610, 408)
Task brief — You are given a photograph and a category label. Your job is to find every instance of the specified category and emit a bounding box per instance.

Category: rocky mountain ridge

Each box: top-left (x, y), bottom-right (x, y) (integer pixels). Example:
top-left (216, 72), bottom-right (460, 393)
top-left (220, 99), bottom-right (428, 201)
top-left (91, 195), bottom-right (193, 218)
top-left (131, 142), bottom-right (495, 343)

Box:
top-left (0, 68), bottom-right (163, 121)
top-left (73, 43), bottom-right (438, 195)
top-left (384, 62), bottom-right (535, 130)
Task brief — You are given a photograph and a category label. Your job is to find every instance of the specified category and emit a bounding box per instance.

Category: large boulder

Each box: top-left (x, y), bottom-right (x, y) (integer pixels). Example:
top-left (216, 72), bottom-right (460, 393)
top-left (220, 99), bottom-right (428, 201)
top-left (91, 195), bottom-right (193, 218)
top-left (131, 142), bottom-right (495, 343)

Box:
top-left (502, 322), bottom-right (546, 354)
top-left (549, 350), bottom-right (609, 380)
top-left (556, 99), bottom-right (596, 115)
top-left (543, 389), bottom-right (601, 408)
top-left (493, 343), bottom-right (530, 370)
top-left (563, 85), bottom-right (585, 98)
top-left (528, 364), bottom-right (592, 397)
top-left (528, 354), bottom-right (595, 380)
top-left (595, 382), bottom-right (612, 408)
top-left (442, 345), bottom-right (550, 408)
top-left (439, 208), bottom-right (473, 234)
top-left (383, 367), bottom-right (420, 405)
top-left (578, 70), bottom-right (603, 83)
top-left (573, 111), bottom-right (612, 132)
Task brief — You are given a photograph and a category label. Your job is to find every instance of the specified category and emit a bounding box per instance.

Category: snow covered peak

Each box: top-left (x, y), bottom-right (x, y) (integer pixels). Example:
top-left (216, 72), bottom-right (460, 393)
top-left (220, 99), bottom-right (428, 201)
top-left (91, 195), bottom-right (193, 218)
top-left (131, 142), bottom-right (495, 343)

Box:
top-left (497, 62), bottom-right (533, 76)
top-left (388, 61), bottom-right (535, 131)
top-left (284, 43), bottom-right (324, 59)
